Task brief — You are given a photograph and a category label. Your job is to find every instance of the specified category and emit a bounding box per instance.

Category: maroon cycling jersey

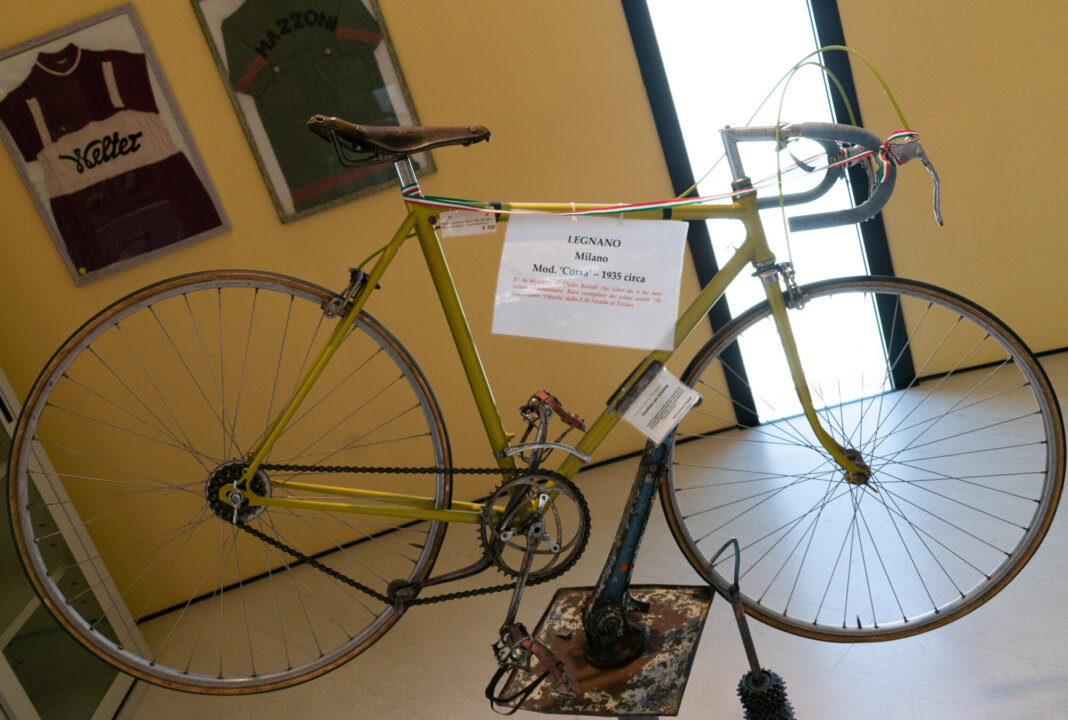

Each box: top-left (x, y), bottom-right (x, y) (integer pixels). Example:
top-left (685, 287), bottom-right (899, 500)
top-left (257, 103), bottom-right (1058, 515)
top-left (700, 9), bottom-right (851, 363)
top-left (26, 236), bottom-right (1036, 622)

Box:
top-left (0, 44), bottom-right (221, 275)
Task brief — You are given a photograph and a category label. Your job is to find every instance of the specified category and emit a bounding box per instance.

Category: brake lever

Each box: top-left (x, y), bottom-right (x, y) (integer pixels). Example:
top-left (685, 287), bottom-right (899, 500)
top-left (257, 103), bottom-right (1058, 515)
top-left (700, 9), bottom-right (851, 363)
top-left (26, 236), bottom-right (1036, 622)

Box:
top-left (894, 141), bottom-right (943, 226)
top-left (919, 149), bottom-right (943, 227)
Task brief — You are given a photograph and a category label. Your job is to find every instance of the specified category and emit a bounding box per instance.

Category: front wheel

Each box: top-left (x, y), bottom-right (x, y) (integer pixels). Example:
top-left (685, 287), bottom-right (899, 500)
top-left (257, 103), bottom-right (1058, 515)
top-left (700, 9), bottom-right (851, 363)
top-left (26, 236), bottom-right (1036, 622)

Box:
top-left (8, 271), bottom-right (452, 692)
top-left (663, 276), bottom-right (1063, 641)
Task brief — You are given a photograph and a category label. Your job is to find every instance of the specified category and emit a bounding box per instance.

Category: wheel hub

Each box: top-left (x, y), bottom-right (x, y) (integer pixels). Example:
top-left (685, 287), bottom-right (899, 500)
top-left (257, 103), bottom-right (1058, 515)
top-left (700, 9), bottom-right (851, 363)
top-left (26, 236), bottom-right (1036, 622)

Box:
top-left (205, 460), bottom-right (271, 523)
top-left (841, 448), bottom-right (873, 487)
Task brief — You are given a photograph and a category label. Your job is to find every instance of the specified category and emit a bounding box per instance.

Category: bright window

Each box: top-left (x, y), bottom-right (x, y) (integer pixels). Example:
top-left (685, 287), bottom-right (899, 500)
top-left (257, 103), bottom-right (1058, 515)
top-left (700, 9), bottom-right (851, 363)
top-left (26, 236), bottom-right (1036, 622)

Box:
top-left (647, 0), bottom-right (887, 419)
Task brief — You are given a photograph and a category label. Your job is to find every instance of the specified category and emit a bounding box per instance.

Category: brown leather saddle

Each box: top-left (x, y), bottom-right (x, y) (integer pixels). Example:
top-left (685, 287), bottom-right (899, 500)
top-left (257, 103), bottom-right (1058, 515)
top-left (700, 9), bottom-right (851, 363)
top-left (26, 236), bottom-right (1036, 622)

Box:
top-left (308, 114), bottom-right (490, 166)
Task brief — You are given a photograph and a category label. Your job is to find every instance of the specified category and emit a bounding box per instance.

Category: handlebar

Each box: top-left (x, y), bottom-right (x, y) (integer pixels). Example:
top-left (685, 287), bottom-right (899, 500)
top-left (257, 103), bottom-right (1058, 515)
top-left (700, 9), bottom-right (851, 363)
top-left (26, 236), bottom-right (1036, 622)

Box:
top-left (754, 137), bottom-right (845, 213)
top-left (720, 122), bottom-right (942, 232)
top-left (785, 123), bottom-right (896, 232)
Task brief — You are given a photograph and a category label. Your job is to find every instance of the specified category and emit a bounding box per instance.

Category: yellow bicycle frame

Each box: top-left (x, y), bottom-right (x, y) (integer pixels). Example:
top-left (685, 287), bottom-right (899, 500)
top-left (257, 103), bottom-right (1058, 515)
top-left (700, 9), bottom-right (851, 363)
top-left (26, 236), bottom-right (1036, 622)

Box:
top-left (227, 158), bottom-right (862, 523)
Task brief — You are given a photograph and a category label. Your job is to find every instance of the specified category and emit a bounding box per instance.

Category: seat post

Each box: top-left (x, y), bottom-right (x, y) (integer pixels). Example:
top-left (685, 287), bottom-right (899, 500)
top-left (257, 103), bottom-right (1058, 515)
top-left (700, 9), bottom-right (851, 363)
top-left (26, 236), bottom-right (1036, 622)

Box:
top-left (394, 157), bottom-right (422, 197)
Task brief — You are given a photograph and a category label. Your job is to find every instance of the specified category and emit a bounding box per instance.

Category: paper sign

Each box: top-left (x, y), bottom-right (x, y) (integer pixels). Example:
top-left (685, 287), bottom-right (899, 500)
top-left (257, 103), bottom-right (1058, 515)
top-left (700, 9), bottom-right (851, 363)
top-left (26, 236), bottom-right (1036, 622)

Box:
top-left (492, 214), bottom-right (687, 350)
top-left (439, 209), bottom-right (498, 238)
top-left (621, 366), bottom-right (701, 444)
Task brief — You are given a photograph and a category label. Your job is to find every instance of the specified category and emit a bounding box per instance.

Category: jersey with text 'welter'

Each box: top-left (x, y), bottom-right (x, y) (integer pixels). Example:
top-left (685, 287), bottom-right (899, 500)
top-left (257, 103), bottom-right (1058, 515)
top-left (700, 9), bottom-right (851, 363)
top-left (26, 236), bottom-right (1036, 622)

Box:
top-left (0, 44), bottom-right (221, 274)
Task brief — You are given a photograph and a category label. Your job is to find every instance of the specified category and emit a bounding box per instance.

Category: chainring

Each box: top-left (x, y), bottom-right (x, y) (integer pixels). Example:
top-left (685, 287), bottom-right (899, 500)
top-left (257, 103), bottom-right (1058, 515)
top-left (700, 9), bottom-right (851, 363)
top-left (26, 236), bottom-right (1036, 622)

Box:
top-left (478, 470), bottom-right (590, 583)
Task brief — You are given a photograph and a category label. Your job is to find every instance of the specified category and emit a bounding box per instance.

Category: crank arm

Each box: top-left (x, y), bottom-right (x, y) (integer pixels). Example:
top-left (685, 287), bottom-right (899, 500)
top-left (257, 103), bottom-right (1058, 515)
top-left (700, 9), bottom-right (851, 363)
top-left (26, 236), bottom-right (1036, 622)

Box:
top-left (501, 522), bottom-right (546, 629)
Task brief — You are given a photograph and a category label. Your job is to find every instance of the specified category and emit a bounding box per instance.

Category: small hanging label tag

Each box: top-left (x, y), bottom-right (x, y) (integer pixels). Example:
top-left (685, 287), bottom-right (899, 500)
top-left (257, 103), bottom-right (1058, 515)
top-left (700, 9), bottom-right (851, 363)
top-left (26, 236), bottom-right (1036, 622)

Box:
top-left (439, 209), bottom-right (498, 238)
top-left (620, 366), bottom-right (700, 444)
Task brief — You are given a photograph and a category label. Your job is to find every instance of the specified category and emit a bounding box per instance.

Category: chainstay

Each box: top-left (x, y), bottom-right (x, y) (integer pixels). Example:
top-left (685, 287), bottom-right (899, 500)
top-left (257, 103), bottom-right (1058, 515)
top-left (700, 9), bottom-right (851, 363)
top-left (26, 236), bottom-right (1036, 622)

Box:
top-left (261, 462), bottom-right (515, 475)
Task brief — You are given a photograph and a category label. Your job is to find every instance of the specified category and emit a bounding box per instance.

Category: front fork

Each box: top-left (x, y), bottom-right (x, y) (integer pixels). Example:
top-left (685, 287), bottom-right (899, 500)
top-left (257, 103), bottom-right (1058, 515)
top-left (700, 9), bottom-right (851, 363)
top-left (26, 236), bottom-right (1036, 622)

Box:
top-left (737, 179), bottom-right (867, 485)
top-left (756, 260), bottom-right (870, 485)
top-left (581, 261), bottom-right (870, 666)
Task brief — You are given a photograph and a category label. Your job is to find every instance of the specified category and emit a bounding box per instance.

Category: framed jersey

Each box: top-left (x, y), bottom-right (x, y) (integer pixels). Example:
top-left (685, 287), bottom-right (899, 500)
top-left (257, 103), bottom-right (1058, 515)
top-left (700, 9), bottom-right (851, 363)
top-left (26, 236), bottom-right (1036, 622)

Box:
top-left (192, 0), bottom-right (432, 222)
top-left (0, 4), bottom-right (229, 285)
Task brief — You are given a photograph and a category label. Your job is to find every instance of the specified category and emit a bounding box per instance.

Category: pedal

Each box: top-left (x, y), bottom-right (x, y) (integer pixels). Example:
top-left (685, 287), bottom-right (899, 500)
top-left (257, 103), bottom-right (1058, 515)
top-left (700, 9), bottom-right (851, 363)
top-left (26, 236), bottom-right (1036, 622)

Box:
top-left (506, 391), bottom-right (590, 466)
top-left (530, 390), bottom-right (586, 431)
top-left (486, 622), bottom-right (582, 712)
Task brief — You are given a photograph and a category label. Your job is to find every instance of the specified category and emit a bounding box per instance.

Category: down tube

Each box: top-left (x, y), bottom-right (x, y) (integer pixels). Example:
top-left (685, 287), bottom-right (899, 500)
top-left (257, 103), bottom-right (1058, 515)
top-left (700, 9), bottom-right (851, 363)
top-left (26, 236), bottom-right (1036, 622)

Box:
top-left (555, 232), bottom-right (757, 480)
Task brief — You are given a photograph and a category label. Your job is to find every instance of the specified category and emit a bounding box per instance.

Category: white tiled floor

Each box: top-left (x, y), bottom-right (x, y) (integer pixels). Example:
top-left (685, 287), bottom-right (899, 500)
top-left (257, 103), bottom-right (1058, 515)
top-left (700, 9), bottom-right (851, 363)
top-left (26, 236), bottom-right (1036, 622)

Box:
top-left (128, 354), bottom-right (1068, 719)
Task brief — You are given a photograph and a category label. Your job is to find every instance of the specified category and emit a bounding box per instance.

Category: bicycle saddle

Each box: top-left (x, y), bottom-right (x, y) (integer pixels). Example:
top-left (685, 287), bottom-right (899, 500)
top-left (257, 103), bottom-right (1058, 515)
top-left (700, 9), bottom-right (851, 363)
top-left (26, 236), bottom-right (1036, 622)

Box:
top-left (308, 114), bottom-right (490, 165)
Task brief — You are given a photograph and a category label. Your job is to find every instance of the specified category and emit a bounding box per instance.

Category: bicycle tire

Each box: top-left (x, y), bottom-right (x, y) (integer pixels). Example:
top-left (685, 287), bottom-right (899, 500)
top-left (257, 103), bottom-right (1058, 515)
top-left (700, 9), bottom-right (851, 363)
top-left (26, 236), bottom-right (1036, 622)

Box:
top-left (663, 276), bottom-right (1064, 641)
top-left (7, 270), bottom-right (452, 692)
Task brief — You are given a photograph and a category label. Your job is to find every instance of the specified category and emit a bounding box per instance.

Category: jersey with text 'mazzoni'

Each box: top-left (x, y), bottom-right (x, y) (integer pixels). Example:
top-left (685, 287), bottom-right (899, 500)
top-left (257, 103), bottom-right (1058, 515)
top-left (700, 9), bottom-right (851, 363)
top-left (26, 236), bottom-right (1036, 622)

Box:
top-left (222, 0), bottom-right (400, 212)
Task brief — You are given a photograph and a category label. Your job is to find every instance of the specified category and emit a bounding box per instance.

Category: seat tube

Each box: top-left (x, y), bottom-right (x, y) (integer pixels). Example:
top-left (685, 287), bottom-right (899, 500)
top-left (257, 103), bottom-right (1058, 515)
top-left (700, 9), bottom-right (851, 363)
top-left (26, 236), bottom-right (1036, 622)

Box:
top-left (395, 157), bottom-right (422, 197)
top-left (402, 179), bottom-right (514, 467)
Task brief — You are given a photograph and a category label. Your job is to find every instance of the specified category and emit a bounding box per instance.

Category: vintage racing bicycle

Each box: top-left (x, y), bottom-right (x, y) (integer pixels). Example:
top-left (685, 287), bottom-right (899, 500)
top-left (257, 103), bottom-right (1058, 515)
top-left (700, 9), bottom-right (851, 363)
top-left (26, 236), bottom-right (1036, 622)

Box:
top-left (6, 100), bottom-right (1063, 704)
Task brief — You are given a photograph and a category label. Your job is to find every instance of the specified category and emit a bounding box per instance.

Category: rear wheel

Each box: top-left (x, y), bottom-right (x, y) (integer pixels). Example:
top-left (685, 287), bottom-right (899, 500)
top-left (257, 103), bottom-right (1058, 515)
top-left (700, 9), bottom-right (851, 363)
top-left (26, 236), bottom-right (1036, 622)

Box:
top-left (664, 276), bottom-right (1063, 640)
top-left (8, 270), bottom-right (451, 692)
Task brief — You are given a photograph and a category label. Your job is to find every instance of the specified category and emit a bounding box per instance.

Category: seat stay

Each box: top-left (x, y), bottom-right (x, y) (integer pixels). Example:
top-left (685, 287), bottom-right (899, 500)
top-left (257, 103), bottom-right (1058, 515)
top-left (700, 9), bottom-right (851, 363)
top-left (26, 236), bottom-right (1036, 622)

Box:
top-left (240, 212), bottom-right (418, 483)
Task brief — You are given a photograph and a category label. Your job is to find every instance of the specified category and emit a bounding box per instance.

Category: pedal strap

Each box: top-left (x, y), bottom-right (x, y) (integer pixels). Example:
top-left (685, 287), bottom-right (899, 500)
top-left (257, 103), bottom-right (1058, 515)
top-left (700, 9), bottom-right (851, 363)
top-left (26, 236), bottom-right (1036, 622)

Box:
top-left (508, 623), bottom-right (581, 698)
top-left (485, 623), bottom-right (582, 713)
top-left (485, 663), bottom-right (550, 716)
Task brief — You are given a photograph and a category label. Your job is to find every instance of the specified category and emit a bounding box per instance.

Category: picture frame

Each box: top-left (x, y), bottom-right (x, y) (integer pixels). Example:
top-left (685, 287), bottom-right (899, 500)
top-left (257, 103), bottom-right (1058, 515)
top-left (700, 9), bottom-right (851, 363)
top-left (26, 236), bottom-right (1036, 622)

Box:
top-left (0, 4), bottom-right (229, 285)
top-left (191, 0), bottom-right (433, 222)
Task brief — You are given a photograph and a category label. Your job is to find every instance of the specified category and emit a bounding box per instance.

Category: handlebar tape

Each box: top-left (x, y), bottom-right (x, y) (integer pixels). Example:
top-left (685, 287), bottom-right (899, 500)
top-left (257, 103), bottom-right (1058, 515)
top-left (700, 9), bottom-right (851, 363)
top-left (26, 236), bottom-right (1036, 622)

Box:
top-left (783, 122), bottom-right (897, 232)
top-left (789, 167), bottom-right (896, 232)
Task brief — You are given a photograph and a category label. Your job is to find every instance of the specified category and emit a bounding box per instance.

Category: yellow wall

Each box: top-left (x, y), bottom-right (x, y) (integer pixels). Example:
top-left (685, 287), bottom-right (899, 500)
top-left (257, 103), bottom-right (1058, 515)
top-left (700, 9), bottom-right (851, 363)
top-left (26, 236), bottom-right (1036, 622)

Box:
top-left (838, 0), bottom-right (1068, 348)
top-left (1, 0), bottom-right (1065, 478)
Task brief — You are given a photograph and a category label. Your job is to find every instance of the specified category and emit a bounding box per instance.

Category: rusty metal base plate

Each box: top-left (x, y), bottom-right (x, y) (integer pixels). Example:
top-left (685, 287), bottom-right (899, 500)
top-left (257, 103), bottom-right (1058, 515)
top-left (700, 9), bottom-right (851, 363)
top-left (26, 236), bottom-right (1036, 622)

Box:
top-left (502, 585), bottom-right (714, 717)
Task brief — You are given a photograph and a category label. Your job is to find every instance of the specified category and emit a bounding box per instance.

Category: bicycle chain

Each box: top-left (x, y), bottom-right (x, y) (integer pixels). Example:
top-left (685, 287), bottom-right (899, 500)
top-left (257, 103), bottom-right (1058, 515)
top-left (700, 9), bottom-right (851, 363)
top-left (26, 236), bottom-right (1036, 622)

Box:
top-left (234, 518), bottom-right (391, 604)
top-left (238, 462), bottom-right (548, 607)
